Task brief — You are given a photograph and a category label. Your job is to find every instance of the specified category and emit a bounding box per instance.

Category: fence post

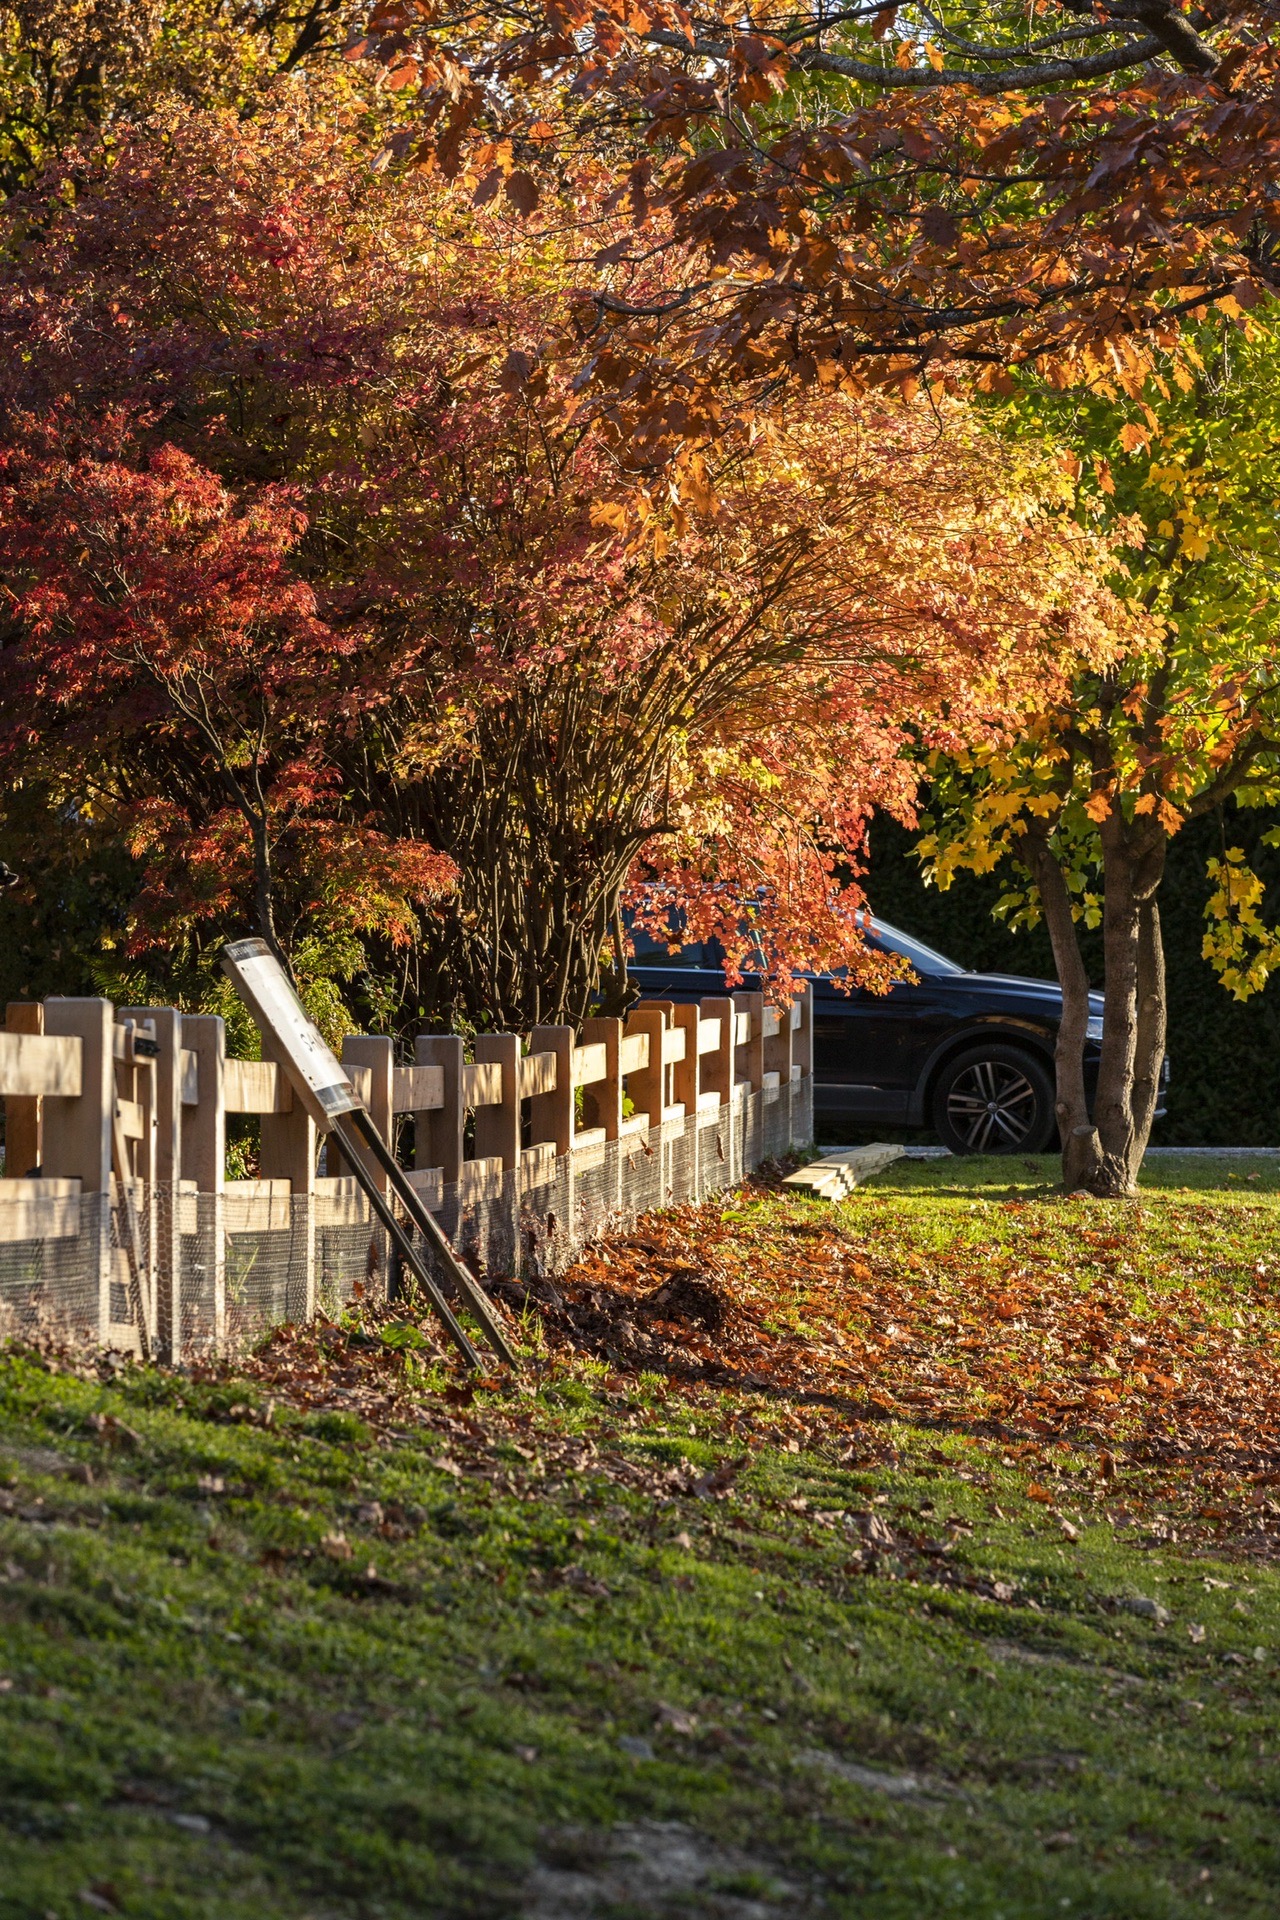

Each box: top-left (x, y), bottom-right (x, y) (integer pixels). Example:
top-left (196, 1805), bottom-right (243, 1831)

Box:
top-left (259, 1029), bottom-right (317, 1323)
top-left (623, 1005), bottom-right (667, 1133)
top-left (670, 1004), bottom-right (700, 1118)
top-left (699, 999), bottom-right (734, 1111)
top-left (733, 990), bottom-right (765, 1096)
top-left (340, 1036), bottom-right (395, 1193)
top-left (123, 1006), bottom-right (182, 1359)
top-left (529, 1025), bottom-right (574, 1155)
top-left (42, 998), bottom-right (114, 1346)
top-left (793, 981), bottom-right (814, 1078)
top-left (113, 1013), bottom-right (159, 1353)
top-left (473, 1033), bottom-right (521, 1170)
top-left (4, 1002), bottom-right (43, 1178)
top-left (579, 1016), bottom-right (622, 1139)
top-left (763, 1000), bottom-right (793, 1087)
top-left (416, 1034), bottom-right (463, 1187)
top-left (181, 1014), bottom-right (226, 1351)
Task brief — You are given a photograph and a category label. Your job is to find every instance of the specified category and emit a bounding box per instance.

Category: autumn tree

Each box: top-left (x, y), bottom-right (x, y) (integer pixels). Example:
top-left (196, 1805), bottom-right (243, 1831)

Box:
top-left (918, 311), bottom-right (1280, 1195)
top-left (359, 0), bottom-right (1280, 452)
top-left (0, 0), bottom-right (369, 190)
top-left (0, 91), bottom-right (1121, 1028)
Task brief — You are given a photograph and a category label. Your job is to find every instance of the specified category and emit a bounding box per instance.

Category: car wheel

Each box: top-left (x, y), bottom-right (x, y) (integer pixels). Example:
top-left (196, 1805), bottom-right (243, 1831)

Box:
top-left (931, 1044), bottom-right (1056, 1155)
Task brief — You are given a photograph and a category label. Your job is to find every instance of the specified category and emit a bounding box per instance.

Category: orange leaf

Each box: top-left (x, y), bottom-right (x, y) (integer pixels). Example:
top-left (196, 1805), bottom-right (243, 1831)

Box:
top-left (504, 170), bottom-right (539, 214)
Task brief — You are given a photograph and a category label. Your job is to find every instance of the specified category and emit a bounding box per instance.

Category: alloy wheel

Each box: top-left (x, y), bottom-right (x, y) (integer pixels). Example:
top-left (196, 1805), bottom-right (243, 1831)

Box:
top-left (944, 1058), bottom-right (1040, 1152)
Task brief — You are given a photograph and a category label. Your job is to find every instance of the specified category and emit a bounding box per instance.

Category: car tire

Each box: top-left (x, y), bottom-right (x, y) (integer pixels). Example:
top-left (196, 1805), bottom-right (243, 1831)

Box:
top-left (931, 1044), bottom-right (1056, 1156)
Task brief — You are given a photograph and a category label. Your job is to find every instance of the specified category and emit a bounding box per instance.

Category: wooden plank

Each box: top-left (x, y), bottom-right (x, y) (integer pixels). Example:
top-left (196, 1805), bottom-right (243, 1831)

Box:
top-left (180, 1048), bottom-right (199, 1106)
top-left (762, 1006), bottom-right (781, 1039)
top-left (568, 1134), bottom-right (608, 1172)
top-left (733, 1010), bottom-right (752, 1045)
top-left (0, 1177), bottom-right (81, 1243)
top-left (458, 1155), bottom-right (504, 1204)
top-left (696, 1090), bottom-right (722, 1114)
top-left (783, 1143), bottom-right (904, 1200)
top-left (313, 1175), bottom-right (370, 1228)
top-left (661, 1026), bottom-right (687, 1065)
top-left (462, 1060), bottom-right (503, 1107)
top-left (696, 1017), bottom-right (721, 1055)
top-left (393, 1063), bottom-right (443, 1113)
top-left (618, 1032), bottom-right (649, 1076)
top-left (224, 1058), bottom-right (292, 1114)
top-left (661, 1102), bottom-right (687, 1123)
top-left (571, 1042), bottom-right (608, 1087)
top-left (4, 1004), bottom-right (43, 1179)
top-left (116, 1096), bottom-right (145, 1141)
top-left (519, 1141), bottom-right (557, 1189)
top-left (519, 1050), bottom-right (557, 1099)
top-left (762, 1071), bottom-right (782, 1091)
top-left (405, 1165), bottom-right (444, 1210)
top-left (223, 1178), bottom-right (294, 1232)
top-left (619, 1111), bottom-right (650, 1137)
top-left (0, 1031), bottom-right (82, 1099)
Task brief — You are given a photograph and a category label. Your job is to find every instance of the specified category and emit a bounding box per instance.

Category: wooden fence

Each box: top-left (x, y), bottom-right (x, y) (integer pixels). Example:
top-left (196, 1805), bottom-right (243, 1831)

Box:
top-left (0, 987), bottom-right (813, 1358)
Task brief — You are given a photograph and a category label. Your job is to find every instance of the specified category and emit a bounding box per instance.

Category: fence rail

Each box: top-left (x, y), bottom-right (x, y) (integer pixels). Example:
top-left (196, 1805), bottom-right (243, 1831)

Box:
top-left (0, 985), bottom-right (814, 1359)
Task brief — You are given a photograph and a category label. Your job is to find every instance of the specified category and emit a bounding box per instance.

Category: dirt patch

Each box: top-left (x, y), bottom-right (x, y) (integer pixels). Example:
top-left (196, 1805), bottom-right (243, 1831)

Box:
top-left (522, 1820), bottom-right (815, 1919)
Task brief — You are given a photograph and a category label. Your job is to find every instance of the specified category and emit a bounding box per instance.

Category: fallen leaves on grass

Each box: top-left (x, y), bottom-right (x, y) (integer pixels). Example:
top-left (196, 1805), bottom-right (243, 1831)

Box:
top-left (522, 1187), bottom-right (1280, 1554)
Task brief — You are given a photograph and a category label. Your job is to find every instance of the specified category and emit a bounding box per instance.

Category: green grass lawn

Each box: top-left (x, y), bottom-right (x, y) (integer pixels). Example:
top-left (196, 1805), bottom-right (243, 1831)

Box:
top-left (2, 1153), bottom-right (1278, 1919)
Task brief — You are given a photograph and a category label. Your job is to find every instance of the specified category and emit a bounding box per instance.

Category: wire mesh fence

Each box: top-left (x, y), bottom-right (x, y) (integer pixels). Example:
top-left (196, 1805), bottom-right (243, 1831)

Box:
top-left (0, 1080), bottom-right (810, 1357)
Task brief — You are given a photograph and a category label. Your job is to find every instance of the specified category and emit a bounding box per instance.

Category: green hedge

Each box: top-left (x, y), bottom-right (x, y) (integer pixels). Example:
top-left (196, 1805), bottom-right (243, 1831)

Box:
top-left (867, 804), bottom-right (1280, 1146)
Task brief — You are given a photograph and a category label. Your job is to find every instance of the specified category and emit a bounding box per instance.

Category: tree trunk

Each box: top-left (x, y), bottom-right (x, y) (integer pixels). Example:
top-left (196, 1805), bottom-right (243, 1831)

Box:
top-left (1086, 821), bottom-right (1167, 1197)
top-left (1131, 895), bottom-right (1167, 1152)
top-left (1016, 825), bottom-right (1102, 1190)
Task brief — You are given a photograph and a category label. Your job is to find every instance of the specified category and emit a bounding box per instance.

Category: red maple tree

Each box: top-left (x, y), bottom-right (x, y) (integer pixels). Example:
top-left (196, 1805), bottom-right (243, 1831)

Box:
top-left (0, 91), bottom-right (1127, 1025)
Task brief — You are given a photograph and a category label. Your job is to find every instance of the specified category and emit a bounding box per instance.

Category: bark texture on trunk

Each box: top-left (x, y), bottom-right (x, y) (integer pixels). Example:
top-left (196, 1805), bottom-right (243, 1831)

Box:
top-left (1088, 819), bottom-right (1167, 1196)
top-left (1017, 813), bottom-right (1168, 1198)
top-left (1017, 824), bottom-right (1101, 1189)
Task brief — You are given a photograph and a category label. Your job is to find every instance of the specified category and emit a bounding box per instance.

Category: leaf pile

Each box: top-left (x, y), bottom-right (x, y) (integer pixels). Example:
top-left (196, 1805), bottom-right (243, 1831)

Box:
top-left (530, 1185), bottom-right (1280, 1552)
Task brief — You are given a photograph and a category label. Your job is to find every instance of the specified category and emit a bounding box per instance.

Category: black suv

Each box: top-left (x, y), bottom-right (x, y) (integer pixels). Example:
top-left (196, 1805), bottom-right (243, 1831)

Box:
top-left (628, 918), bottom-right (1166, 1153)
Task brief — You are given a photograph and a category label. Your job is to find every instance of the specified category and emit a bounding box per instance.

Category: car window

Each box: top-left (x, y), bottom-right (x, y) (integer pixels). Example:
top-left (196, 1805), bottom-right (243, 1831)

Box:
top-left (629, 926), bottom-right (725, 969)
top-left (866, 919), bottom-right (965, 977)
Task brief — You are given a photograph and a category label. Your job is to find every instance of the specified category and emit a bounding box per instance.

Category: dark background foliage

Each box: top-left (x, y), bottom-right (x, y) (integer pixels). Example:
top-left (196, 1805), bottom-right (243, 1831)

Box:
top-left (867, 801), bottom-right (1280, 1146)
